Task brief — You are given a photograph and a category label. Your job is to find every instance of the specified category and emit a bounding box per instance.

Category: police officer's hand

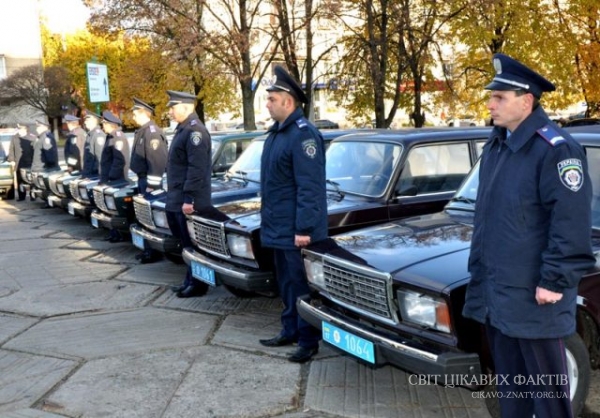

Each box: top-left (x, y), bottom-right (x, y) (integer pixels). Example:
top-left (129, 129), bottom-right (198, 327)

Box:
top-left (182, 203), bottom-right (194, 215)
top-left (295, 235), bottom-right (311, 247)
top-left (535, 286), bottom-right (563, 305)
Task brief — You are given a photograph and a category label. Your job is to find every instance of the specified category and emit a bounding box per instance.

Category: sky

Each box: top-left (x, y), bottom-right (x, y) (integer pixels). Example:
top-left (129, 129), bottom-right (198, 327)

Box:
top-left (39, 0), bottom-right (90, 34)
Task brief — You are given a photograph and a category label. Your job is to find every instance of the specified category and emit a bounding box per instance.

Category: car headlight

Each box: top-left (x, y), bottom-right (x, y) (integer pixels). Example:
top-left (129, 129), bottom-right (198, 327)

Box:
top-left (79, 186), bottom-right (89, 200)
top-left (37, 176), bottom-right (46, 188)
top-left (0, 167), bottom-right (12, 177)
top-left (152, 210), bottom-right (168, 228)
top-left (303, 255), bottom-right (325, 288)
top-left (227, 234), bottom-right (255, 259)
top-left (397, 289), bottom-right (451, 333)
top-left (105, 195), bottom-right (116, 210)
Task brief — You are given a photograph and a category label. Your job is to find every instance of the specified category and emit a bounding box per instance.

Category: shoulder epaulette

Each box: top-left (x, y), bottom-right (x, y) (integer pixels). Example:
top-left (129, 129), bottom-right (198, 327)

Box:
top-left (537, 125), bottom-right (567, 147)
top-left (296, 118), bottom-right (308, 129)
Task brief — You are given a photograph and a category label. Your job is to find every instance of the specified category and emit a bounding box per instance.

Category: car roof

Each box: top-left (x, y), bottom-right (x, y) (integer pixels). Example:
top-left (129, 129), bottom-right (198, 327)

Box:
top-left (330, 126), bottom-right (492, 145)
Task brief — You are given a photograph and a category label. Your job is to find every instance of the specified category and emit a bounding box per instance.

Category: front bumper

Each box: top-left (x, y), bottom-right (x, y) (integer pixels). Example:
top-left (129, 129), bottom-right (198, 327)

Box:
top-left (90, 210), bottom-right (128, 230)
top-left (47, 195), bottom-right (71, 209)
top-left (67, 201), bottom-right (93, 218)
top-left (182, 248), bottom-right (276, 292)
top-left (129, 223), bottom-right (181, 254)
top-left (297, 295), bottom-right (482, 378)
top-left (31, 187), bottom-right (50, 200)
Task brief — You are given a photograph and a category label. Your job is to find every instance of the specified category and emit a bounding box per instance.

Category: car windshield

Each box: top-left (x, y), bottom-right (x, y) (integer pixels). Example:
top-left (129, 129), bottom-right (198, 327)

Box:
top-left (326, 141), bottom-right (402, 196)
top-left (447, 160), bottom-right (479, 209)
top-left (226, 139), bottom-right (264, 182)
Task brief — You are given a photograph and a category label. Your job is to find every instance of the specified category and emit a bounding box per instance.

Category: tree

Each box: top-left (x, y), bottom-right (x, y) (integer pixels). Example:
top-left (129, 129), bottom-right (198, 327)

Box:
top-left (0, 64), bottom-right (73, 128)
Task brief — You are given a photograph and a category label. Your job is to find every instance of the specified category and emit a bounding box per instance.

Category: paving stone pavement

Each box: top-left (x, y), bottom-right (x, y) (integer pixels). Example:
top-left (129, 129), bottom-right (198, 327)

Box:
top-left (0, 198), bottom-right (599, 418)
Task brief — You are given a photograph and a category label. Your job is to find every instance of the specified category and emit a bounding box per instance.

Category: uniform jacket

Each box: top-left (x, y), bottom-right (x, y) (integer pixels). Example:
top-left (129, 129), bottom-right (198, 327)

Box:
top-left (7, 134), bottom-right (21, 164)
top-left (64, 126), bottom-right (86, 171)
top-left (165, 113), bottom-right (211, 212)
top-left (82, 127), bottom-right (106, 177)
top-left (15, 133), bottom-right (35, 168)
top-left (100, 129), bottom-right (130, 184)
top-left (130, 120), bottom-right (168, 188)
top-left (31, 131), bottom-right (58, 171)
top-left (463, 106), bottom-right (595, 339)
top-left (260, 107), bottom-right (328, 250)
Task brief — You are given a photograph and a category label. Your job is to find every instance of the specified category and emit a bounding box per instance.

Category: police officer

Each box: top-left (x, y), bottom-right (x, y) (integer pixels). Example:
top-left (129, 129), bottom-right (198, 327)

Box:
top-left (82, 111), bottom-right (106, 177)
top-left (6, 123), bottom-right (33, 200)
top-left (165, 90), bottom-right (214, 298)
top-left (31, 120), bottom-right (59, 172)
top-left (258, 66), bottom-right (327, 363)
top-left (130, 97), bottom-right (168, 263)
top-left (63, 114), bottom-right (86, 173)
top-left (462, 54), bottom-right (595, 418)
top-left (99, 110), bottom-right (130, 243)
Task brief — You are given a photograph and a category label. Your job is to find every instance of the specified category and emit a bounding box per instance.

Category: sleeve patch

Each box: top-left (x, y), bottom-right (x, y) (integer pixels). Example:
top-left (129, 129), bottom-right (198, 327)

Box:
top-left (558, 159), bottom-right (583, 191)
top-left (150, 139), bottom-right (160, 150)
top-left (191, 131), bottom-right (202, 145)
top-left (537, 125), bottom-right (566, 146)
top-left (115, 141), bottom-right (123, 151)
top-left (97, 137), bottom-right (105, 146)
top-left (302, 139), bottom-right (318, 159)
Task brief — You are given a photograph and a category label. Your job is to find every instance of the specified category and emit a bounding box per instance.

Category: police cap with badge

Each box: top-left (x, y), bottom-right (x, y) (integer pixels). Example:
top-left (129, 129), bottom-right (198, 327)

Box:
top-left (132, 97), bottom-right (155, 115)
top-left (166, 90), bottom-right (196, 107)
top-left (485, 53), bottom-right (555, 98)
top-left (84, 110), bottom-right (102, 120)
top-left (64, 114), bottom-right (80, 123)
top-left (266, 65), bottom-right (308, 104)
top-left (101, 110), bottom-right (122, 126)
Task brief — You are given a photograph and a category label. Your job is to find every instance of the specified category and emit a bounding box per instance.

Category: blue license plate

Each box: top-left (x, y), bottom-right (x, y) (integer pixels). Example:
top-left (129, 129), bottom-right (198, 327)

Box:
top-left (322, 321), bottom-right (375, 364)
top-left (91, 216), bottom-right (99, 228)
top-left (191, 261), bottom-right (216, 286)
top-left (68, 203), bottom-right (75, 215)
top-left (132, 232), bottom-right (144, 250)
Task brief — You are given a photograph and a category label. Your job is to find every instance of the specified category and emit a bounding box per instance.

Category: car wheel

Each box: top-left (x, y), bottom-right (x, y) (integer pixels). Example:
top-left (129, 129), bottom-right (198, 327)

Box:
top-left (484, 333), bottom-right (590, 418)
top-left (224, 284), bottom-right (257, 298)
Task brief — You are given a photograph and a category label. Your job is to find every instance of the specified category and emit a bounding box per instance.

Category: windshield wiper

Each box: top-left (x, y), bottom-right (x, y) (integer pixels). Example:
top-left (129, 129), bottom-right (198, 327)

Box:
top-left (326, 179), bottom-right (345, 200)
top-left (450, 195), bottom-right (476, 205)
top-left (230, 170), bottom-right (248, 185)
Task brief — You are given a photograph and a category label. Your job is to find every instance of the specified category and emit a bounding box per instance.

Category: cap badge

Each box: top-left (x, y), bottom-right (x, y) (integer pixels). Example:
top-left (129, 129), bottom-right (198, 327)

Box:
top-left (493, 58), bottom-right (502, 74)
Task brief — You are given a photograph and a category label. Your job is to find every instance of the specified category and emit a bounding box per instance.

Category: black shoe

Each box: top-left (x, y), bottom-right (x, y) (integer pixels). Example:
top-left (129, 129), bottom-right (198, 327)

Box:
top-left (171, 284), bottom-right (187, 293)
top-left (288, 346), bottom-right (319, 363)
top-left (259, 334), bottom-right (297, 347)
top-left (176, 284), bottom-right (209, 298)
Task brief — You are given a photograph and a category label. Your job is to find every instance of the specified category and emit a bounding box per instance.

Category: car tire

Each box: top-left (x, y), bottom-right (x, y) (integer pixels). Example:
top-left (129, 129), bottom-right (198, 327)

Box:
top-left (484, 333), bottom-right (590, 418)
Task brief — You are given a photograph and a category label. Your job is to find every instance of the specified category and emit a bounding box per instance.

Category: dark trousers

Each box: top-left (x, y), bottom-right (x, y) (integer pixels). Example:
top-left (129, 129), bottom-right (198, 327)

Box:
top-left (486, 324), bottom-right (572, 418)
top-left (273, 248), bottom-right (320, 349)
top-left (166, 210), bottom-right (194, 288)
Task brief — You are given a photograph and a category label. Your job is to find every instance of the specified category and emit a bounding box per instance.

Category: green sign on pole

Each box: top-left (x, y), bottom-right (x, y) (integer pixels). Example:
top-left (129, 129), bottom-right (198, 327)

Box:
top-left (86, 61), bottom-right (110, 114)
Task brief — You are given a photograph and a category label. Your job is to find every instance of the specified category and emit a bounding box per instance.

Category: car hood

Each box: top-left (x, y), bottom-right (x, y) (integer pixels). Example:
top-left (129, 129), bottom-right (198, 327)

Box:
top-left (332, 211), bottom-right (474, 291)
top-left (216, 194), bottom-right (375, 230)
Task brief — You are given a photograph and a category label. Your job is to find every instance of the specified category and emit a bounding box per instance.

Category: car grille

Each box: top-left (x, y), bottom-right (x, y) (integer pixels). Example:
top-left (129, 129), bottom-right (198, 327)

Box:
top-left (49, 176), bottom-right (59, 195)
top-left (190, 218), bottom-right (229, 257)
top-left (94, 189), bottom-right (108, 212)
top-left (69, 182), bottom-right (80, 202)
top-left (323, 258), bottom-right (396, 322)
top-left (134, 197), bottom-right (154, 229)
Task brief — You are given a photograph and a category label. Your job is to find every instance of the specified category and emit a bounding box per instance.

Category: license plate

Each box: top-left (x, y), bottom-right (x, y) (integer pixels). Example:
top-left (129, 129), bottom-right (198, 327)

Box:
top-left (68, 202), bottom-right (75, 215)
top-left (190, 260), bottom-right (216, 286)
top-left (322, 321), bottom-right (375, 364)
top-left (91, 216), bottom-right (99, 228)
top-left (47, 198), bottom-right (53, 207)
top-left (132, 232), bottom-right (144, 250)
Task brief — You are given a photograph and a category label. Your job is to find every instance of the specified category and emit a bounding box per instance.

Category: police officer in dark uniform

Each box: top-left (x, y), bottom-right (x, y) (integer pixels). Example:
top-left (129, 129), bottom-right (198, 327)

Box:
top-left (82, 111), bottom-right (106, 177)
top-left (130, 97), bottom-right (168, 263)
top-left (63, 114), bottom-right (86, 173)
top-left (32, 120), bottom-right (59, 172)
top-left (165, 90), bottom-right (217, 298)
top-left (257, 66), bottom-right (327, 363)
top-left (6, 123), bottom-right (33, 200)
top-left (462, 54), bottom-right (595, 418)
top-left (99, 110), bottom-right (130, 242)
